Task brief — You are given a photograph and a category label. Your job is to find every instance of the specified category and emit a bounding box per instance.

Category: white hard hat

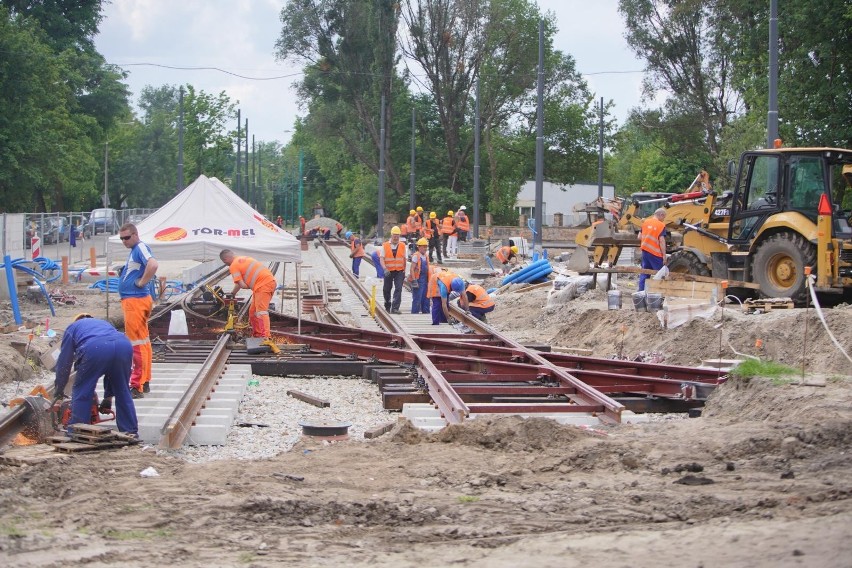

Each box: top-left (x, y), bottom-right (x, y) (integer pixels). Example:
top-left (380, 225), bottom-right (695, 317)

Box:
top-left (459, 205), bottom-right (467, 210)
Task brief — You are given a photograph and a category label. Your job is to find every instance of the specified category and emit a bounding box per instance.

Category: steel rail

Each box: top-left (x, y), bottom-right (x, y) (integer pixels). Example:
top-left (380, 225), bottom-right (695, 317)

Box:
top-left (159, 333), bottom-right (232, 449)
top-left (446, 304), bottom-right (626, 422)
top-left (318, 240), bottom-right (468, 423)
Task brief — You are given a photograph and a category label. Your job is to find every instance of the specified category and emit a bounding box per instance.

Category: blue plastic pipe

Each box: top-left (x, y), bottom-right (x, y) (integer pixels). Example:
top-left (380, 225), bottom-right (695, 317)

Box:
top-left (3, 255), bottom-right (23, 325)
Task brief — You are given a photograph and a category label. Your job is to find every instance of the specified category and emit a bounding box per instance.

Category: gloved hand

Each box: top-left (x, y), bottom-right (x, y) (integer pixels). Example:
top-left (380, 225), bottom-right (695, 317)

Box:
top-left (98, 397), bottom-right (113, 413)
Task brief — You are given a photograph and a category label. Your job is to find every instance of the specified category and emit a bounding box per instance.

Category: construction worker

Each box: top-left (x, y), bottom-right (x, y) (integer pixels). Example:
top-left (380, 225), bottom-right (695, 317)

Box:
top-left (426, 211), bottom-right (443, 264)
top-left (494, 244), bottom-right (519, 274)
top-left (219, 249), bottom-right (277, 343)
top-left (414, 206), bottom-right (425, 236)
top-left (638, 207), bottom-right (668, 291)
top-left (455, 206), bottom-right (470, 242)
top-left (427, 268), bottom-right (459, 325)
top-left (276, 215), bottom-right (283, 227)
top-left (299, 216), bottom-right (306, 234)
top-left (380, 226), bottom-right (407, 314)
top-left (347, 231), bottom-right (366, 277)
top-left (53, 314), bottom-right (138, 437)
top-left (118, 223), bottom-right (158, 398)
top-left (459, 282), bottom-right (495, 322)
top-left (440, 210), bottom-right (457, 259)
top-left (335, 221), bottom-right (343, 237)
top-left (406, 210), bottom-right (418, 238)
top-left (408, 238), bottom-right (430, 314)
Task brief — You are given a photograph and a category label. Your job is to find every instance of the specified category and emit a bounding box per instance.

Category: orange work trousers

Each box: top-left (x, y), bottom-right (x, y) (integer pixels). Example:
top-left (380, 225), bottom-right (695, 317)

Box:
top-left (250, 281), bottom-right (277, 338)
top-left (122, 296), bottom-right (152, 390)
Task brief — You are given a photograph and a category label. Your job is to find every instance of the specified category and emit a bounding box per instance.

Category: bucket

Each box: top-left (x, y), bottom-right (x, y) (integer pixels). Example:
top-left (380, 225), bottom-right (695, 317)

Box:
top-left (632, 291), bottom-right (647, 311)
top-left (607, 290), bottom-right (622, 310)
top-left (646, 292), bottom-right (664, 312)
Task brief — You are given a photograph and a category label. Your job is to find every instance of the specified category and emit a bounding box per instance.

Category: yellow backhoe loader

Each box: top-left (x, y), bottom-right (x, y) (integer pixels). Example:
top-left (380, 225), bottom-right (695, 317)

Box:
top-left (569, 147), bottom-right (852, 303)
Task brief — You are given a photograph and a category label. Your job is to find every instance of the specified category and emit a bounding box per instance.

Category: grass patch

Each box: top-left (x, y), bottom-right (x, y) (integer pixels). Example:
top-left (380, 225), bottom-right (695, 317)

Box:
top-left (0, 523), bottom-right (25, 537)
top-left (732, 359), bottom-right (799, 380)
top-left (104, 528), bottom-right (172, 541)
top-left (457, 495), bottom-right (480, 504)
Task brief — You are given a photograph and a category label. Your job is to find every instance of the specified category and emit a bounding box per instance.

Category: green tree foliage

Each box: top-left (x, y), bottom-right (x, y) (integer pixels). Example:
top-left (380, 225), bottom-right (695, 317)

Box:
top-left (0, 7), bottom-right (98, 212)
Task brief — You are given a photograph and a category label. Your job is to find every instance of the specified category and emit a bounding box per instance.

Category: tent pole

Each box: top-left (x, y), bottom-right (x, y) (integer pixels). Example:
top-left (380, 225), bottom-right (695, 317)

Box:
top-left (296, 263), bottom-right (302, 335)
top-left (279, 263), bottom-right (286, 315)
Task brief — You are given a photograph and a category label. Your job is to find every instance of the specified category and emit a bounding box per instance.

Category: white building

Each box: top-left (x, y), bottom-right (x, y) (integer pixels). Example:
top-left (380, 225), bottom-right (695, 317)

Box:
top-left (516, 180), bottom-right (615, 226)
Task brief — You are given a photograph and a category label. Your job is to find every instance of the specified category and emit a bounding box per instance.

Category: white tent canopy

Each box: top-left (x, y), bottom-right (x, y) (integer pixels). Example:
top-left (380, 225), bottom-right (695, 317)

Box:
top-left (108, 175), bottom-right (301, 263)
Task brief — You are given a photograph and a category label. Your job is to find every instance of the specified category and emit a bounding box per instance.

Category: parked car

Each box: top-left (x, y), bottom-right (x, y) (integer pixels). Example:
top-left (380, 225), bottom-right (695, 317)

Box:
top-left (41, 216), bottom-right (68, 244)
top-left (86, 208), bottom-right (119, 236)
top-left (127, 213), bottom-right (148, 225)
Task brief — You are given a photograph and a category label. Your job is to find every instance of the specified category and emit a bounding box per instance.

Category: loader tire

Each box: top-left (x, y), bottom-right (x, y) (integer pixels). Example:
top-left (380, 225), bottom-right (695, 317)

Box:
top-left (753, 232), bottom-right (815, 303)
top-left (667, 251), bottom-right (710, 277)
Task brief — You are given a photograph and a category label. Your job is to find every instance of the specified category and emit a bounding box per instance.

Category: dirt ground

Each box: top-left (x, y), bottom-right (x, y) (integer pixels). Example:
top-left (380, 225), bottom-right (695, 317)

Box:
top-left (1, 272), bottom-right (851, 566)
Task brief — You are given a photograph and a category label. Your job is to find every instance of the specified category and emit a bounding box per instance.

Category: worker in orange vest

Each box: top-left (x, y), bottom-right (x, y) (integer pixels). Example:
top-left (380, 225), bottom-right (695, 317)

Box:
top-left (440, 210), bottom-right (457, 259)
top-left (428, 269), bottom-right (462, 325)
top-left (638, 208), bottom-right (668, 291)
top-left (414, 206), bottom-right (425, 235)
top-left (408, 238), bottom-right (430, 314)
top-left (459, 282), bottom-right (495, 322)
top-left (347, 231), bottom-right (366, 277)
top-left (455, 206), bottom-right (470, 242)
top-left (380, 226), bottom-right (407, 314)
top-left (426, 211), bottom-right (442, 264)
top-left (494, 245), bottom-right (519, 274)
top-left (335, 221), bottom-right (343, 237)
top-left (219, 249), bottom-right (277, 345)
top-left (299, 216), bottom-right (306, 233)
top-left (406, 210), bottom-right (418, 236)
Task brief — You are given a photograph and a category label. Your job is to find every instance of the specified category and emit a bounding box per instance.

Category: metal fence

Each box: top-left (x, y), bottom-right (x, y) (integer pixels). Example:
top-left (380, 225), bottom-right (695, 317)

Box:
top-left (21, 208), bottom-right (157, 248)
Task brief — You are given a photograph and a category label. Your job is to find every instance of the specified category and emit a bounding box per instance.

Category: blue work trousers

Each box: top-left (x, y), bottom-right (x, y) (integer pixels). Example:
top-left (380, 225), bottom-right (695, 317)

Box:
top-left (638, 250), bottom-right (664, 291)
top-left (469, 305), bottom-right (495, 321)
top-left (431, 297), bottom-right (448, 325)
top-left (410, 277), bottom-right (429, 313)
top-left (372, 252), bottom-right (385, 278)
top-left (352, 256), bottom-right (362, 277)
top-left (71, 336), bottom-right (138, 436)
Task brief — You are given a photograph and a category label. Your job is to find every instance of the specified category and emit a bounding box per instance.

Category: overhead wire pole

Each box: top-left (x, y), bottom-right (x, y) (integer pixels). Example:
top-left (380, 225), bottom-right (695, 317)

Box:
top-left (766, 0), bottom-right (779, 148)
top-left (258, 143), bottom-right (263, 213)
top-left (533, 20), bottom-right (545, 252)
top-left (251, 134), bottom-right (256, 208)
top-left (244, 119), bottom-right (249, 200)
top-left (597, 97), bottom-right (604, 198)
top-left (473, 80), bottom-right (481, 239)
top-left (177, 86), bottom-right (184, 193)
top-left (235, 109), bottom-right (241, 194)
top-left (377, 93), bottom-right (386, 240)
top-left (297, 148), bottom-right (304, 219)
top-left (409, 107), bottom-right (416, 211)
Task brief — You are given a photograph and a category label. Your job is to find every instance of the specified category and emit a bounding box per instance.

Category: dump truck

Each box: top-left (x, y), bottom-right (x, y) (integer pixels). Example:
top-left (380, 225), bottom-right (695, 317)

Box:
top-left (570, 147), bottom-right (852, 303)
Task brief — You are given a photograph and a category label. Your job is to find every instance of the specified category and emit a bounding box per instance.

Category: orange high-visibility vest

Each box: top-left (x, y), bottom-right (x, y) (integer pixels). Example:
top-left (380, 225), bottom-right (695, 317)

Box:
top-left (409, 251), bottom-right (429, 281)
top-left (465, 284), bottom-right (494, 309)
top-left (406, 215), bottom-right (417, 234)
top-left (441, 216), bottom-right (456, 235)
top-left (351, 238), bottom-right (366, 258)
top-left (455, 212), bottom-right (470, 232)
top-left (413, 214), bottom-right (423, 232)
top-left (383, 241), bottom-right (406, 271)
top-left (435, 271), bottom-right (457, 297)
top-left (400, 223), bottom-right (409, 236)
top-left (230, 256), bottom-right (275, 290)
top-left (422, 220), bottom-right (434, 239)
top-left (426, 266), bottom-right (439, 298)
top-left (640, 217), bottom-right (666, 258)
top-left (495, 246), bottom-right (513, 264)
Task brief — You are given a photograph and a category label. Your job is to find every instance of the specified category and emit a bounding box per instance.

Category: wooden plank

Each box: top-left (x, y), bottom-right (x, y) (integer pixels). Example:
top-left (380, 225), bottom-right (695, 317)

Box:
top-left (286, 389), bottom-right (331, 408)
top-left (646, 279), bottom-right (720, 300)
top-left (364, 422), bottom-right (397, 439)
top-left (66, 423), bottom-right (114, 435)
top-left (52, 442), bottom-right (102, 453)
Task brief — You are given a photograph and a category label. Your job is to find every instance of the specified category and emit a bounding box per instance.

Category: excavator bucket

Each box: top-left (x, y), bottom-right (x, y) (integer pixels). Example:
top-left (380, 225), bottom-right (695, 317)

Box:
top-left (567, 245), bottom-right (591, 273)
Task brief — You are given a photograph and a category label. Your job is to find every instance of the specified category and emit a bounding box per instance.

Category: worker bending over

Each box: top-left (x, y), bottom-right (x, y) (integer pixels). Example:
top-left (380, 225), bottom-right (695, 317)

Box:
top-left (219, 249), bottom-right (277, 344)
top-left (494, 245), bottom-right (519, 274)
top-left (638, 208), bottom-right (668, 291)
top-left (459, 282), bottom-right (495, 322)
top-left (408, 238), bottom-right (430, 314)
top-left (380, 226), bottom-right (407, 314)
top-left (429, 271), bottom-right (464, 325)
top-left (54, 314), bottom-right (138, 437)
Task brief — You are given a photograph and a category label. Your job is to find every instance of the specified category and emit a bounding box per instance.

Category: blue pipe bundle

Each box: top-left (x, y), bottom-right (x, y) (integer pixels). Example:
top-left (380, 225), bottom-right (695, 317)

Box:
top-left (501, 259), bottom-right (553, 286)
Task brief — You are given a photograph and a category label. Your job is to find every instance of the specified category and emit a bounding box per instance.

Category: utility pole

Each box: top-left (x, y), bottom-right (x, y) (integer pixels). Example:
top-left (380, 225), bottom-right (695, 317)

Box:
top-left (251, 135), bottom-right (256, 208)
top-left (258, 143), bottom-right (263, 213)
top-left (244, 119), bottom-right (249, 200)
top-left (409, 107), bottom-right (415, 210)
top-left (533, 20), bottom-right (545, 252)
top-left (298, 148), bottom-right (304, 220)
top-left (103, 142), bottom-right (110, 208)
top-left (473, 80), bottom-right (481, 239)
top-left (766, 0), bottom-right (779, 147)
top-left (235, 109), bottom-right (241, 194)
top-left (377, 94), bottom-right (386, 239)
top-left (597, 97), bottom-right (604, 198)
top-left (177, 86), bottom-right (184, 192)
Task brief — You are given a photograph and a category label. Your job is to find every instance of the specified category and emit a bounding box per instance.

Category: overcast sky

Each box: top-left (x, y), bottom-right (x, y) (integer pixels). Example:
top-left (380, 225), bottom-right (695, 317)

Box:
top-left (95, 0), bottom-right (646, 144)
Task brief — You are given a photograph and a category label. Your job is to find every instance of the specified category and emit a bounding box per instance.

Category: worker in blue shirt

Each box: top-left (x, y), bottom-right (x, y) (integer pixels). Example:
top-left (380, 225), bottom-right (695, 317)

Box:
top-left (54, 314), bottom-right (138, 437)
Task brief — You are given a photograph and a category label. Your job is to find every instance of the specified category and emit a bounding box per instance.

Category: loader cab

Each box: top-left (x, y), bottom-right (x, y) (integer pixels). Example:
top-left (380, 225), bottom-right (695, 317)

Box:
top-left (728, 150), bottom-right (840, 243)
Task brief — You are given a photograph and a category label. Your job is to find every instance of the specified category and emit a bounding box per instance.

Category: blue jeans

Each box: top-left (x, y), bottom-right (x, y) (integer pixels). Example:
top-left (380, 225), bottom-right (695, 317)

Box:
top-left (639, 250), bottom-right (664, 291)
top-left (72, 336), bottom-right (138, 436)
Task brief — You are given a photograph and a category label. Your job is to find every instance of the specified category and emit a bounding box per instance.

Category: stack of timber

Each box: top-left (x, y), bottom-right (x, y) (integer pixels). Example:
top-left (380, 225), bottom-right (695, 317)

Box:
top-left (48, 424), bottom-right (139, 453)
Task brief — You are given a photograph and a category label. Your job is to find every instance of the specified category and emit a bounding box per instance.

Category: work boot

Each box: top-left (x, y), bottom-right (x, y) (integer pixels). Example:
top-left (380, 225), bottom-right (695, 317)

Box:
top-left (130, 388), bottom-right (144, 399)
top-left (143, 383), bottom-right (150, 394)
top-left (260, 338), bottom-right (281, 354)
top-left (391, 308), bottom-right (401, 314)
